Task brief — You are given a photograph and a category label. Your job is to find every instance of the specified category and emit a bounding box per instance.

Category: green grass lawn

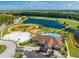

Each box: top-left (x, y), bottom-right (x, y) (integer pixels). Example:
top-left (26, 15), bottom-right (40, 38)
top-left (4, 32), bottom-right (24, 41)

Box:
top-left (67, 33), bottom-right (79, 57)
top-left (14, 52), bottom-right (24, 58)
top-left (0, 14), bottom-right (18, 26)
top-left (19, 16), bottom-right (29, 24)
top-left (2, 25), bottom-right (11, 36)
top-left (0, 45), bottom-right (6, 54)
top-left (57, 19), bottom-right (79, 29)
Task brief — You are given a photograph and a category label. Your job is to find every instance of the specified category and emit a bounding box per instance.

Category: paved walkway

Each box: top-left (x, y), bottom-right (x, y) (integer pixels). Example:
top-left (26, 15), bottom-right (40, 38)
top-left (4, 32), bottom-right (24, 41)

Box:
top-left (0, 23), bottom-right (6, 38)
top-left (65, 40), bottom-right (71, 58)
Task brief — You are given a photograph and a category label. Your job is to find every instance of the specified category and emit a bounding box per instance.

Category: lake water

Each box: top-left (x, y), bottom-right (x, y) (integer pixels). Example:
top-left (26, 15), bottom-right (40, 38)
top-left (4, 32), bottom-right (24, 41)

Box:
top-left (66, 28), bottom-right (79, 42)
top-left (24, 18), bottom-right (65, 29)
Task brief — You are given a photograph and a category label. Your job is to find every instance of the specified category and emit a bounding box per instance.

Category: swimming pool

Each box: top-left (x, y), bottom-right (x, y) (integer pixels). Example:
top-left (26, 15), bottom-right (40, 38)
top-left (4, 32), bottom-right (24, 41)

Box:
top-left (44, 33), bottom-right (63, 38)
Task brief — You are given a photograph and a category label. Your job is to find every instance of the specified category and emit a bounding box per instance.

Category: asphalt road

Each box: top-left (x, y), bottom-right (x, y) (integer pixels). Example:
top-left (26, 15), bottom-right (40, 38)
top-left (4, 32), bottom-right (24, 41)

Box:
top-left (0, 40), bottom-right (16, 58)
top-left (0, 23), bottom-right (16, 58)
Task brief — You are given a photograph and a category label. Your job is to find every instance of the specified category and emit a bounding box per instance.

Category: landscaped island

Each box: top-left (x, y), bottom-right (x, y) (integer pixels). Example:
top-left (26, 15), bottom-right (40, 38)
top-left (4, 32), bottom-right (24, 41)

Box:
top-left (0, 45), bottom-right (6, 54)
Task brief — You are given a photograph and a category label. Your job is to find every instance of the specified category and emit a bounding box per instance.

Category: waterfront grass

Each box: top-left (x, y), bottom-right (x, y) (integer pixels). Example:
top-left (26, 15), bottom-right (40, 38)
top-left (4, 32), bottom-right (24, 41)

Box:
top-left (67, 33), bottom-right (79, 57)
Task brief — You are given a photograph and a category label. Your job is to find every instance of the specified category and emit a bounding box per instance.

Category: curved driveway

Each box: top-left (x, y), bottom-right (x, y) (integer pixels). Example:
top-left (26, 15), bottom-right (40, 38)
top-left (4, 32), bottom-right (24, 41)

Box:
top-left (0, 23), bottom-right (16, 58)
top-left (0, 40), bottom-right (16, 58)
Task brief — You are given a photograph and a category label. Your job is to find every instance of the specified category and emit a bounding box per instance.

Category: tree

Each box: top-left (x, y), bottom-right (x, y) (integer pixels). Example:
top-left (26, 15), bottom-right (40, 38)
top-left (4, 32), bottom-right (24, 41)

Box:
top-left (76, 25), bottom-right (79, 30)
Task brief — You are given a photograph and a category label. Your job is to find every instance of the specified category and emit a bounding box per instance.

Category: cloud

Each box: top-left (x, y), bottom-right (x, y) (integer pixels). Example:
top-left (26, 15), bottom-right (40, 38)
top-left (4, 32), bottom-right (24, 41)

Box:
top-left (0, 1), bottom-right (79, 10)
top-left (67, 3), bottom-right (74, 7)
top-left (22, 1), bottom-right (56, 10)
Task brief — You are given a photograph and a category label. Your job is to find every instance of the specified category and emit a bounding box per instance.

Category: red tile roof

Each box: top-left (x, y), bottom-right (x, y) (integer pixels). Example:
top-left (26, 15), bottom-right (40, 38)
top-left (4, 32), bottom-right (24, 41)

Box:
top-left (35, 34), bottom-right (63, 49)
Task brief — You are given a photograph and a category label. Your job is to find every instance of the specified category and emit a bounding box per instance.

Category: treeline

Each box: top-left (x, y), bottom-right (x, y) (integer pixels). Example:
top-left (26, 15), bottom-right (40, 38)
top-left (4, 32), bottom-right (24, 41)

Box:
top-left (0, 14), bottom-right (18, 25)
top-left (12, 11), bottom-right (79, 21)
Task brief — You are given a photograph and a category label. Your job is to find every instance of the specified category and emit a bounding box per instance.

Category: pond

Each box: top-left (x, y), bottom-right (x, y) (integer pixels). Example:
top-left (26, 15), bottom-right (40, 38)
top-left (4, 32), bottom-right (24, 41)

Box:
top-left (24, 18), bottom-right (65, 29)
top-left (66, 28), bottom-right (79, 42)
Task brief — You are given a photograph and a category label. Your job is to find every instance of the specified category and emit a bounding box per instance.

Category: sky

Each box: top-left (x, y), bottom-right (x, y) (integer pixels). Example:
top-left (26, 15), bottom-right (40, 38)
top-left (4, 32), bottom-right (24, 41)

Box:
top-left (0, 1), bottom-right (79, 10)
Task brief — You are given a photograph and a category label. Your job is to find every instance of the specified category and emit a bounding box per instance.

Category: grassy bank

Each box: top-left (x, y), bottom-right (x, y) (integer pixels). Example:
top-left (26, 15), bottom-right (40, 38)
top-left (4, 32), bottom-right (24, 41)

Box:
top-left (0, 45), bottom-right (6, 54)
top-left (67, 33), bottom-right (79, 57)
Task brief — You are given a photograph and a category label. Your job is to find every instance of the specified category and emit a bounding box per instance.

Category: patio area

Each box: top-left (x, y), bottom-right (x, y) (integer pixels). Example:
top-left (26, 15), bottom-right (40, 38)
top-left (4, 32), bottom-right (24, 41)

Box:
top-left (2, 31), bottom-right (31, 43)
